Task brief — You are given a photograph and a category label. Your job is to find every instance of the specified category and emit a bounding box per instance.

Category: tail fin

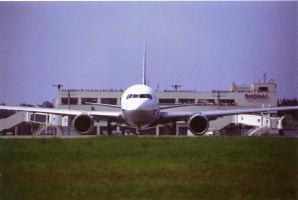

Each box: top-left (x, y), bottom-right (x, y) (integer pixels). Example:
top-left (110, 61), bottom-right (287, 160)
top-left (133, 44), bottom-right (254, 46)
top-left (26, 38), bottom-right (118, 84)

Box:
top-left (142, 43), bottom-right (147, 85)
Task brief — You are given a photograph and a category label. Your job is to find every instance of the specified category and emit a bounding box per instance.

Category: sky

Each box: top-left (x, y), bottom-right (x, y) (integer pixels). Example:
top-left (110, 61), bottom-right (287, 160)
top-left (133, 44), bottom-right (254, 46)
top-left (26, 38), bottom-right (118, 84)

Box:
top-left (0, 1), bottom-right (297, 105)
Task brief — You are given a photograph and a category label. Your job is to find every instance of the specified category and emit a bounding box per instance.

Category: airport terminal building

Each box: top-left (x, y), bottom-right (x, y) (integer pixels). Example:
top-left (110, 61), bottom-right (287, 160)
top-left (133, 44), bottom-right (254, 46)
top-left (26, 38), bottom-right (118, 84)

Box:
top-left (53, 81), bottom-right (279, 135)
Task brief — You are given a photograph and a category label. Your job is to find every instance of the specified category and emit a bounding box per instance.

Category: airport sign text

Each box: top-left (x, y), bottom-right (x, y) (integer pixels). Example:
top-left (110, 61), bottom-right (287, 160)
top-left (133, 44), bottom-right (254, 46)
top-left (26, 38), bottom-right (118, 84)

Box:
top-left (245, 93), bottom-right (268, 99)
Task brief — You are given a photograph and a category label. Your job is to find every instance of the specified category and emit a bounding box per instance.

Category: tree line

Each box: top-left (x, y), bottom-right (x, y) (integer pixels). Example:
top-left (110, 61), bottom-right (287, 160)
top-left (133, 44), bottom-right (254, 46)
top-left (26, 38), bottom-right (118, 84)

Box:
top-left (278, 98), bottom-right (298, 128)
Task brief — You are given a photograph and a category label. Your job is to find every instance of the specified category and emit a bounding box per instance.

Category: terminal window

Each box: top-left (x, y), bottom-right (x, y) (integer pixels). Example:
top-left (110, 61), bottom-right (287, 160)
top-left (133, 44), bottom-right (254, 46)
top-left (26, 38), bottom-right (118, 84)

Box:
top-left (258, 87), bottom-right (268, 92)
top-left (81, 98), bottom-right (98, 105)
top-left (159, 98), bottom-right (176, 104)
top-left (178, 99), bottom-right (195, 104)
top-left (219, 99), bottom-right (236, 106)
top-left (198, 99), bottom-right (216, 105)
top-left (61, 98), bottom-right (78, 105)
top-left (101, 98), bottom-right (117, 105)
top-left (29, 113), bottom-right (47, 123)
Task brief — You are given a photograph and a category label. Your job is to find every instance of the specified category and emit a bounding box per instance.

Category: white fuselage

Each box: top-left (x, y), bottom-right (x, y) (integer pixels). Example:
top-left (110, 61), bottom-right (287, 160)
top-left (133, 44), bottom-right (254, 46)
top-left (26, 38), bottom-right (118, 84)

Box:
top-left (121, 84), bottom-right (160, 128)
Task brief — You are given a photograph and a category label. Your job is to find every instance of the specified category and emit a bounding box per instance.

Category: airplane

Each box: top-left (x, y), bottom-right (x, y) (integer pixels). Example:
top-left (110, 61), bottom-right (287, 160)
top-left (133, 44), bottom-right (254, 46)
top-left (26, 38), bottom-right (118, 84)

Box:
top-left (0, 44), bottom-right (298, 136)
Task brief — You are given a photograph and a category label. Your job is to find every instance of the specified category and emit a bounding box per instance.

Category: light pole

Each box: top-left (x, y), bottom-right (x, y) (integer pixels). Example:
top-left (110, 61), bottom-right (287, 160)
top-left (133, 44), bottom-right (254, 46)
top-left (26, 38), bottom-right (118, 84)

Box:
top-left (67, 89), bottom-right (70, 110)
top-left (52, 84), bottom-right (63, 91)
top-left (217, 90), bottom-right (220, 110)
top-left (52, 84), bottom-right (63, 108)
top-left (52, 84), bottom-right (71, 135)
top-left (67, 89), bottom-right (71, 135)
top-left (171, 84), bottom-right (182, 91)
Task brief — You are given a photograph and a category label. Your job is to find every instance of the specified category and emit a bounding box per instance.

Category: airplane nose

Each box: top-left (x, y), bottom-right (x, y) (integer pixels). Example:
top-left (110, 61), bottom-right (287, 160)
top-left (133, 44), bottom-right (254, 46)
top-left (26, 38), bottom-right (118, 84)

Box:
top-left (126, 99), bottom-right (152, 111)
top-left (133, 101), bottom-right (147, 110)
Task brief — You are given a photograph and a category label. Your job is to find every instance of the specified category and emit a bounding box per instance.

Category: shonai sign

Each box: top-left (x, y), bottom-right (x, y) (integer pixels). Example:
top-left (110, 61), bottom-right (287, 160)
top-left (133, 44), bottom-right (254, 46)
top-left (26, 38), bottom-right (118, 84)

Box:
top-left (245, 94), bottom-right (268, 99)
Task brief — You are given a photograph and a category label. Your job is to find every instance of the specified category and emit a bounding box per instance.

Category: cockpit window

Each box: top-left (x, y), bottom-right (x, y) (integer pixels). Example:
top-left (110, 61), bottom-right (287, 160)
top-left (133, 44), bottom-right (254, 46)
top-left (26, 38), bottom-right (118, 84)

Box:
top-left (140, 94), bottom-right (152, 99)
top-left (127, 94), bottom-right (152, 99)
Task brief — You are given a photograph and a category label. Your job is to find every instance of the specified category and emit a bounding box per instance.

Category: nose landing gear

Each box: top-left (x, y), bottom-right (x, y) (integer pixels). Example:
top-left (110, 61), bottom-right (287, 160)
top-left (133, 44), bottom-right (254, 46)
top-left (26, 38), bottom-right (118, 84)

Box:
top-left (107, 121), bottom-right (121, 135)
top-left (136, 126), bottom-right (142, 135)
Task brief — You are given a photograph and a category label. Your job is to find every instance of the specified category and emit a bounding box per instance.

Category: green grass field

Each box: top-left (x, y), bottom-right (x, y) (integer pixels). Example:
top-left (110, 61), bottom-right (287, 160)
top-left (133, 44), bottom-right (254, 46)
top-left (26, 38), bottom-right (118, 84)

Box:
top-left (0, 137), bottom-right (297, 200)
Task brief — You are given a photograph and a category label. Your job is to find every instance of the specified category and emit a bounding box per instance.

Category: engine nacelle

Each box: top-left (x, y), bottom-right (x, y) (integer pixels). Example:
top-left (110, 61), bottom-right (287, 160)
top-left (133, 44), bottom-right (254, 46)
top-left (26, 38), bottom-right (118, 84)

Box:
top-left (188, 114), bottom-right (209, 135)
top-left (73, 114), bottom-right (94, 134)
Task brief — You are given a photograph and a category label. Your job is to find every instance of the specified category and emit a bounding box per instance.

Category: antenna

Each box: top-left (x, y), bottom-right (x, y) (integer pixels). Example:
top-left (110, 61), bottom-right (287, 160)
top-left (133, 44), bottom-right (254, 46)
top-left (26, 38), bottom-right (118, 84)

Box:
top-left (142, 43), bottom-right (147, 85)
top-left (52, 84), bottom-right (63, 90)
top-left (253, 68), bottom-right (256, 83)
top-left (263, 73), bottom-right (267, 83)
top-left (171, 84), bottom-right (182, 91)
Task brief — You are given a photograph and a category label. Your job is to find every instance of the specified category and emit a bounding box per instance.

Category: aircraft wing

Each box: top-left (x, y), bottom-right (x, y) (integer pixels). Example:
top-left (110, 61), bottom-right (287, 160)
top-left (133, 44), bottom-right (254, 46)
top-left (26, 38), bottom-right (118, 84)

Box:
top-left (159, 106), bottom-right (298, 122)
top-left (0, 105), bottom-right (122, 121)
top-left (84, 102), bottom-right (121, 109)
top-left (159, 104), bottom-right (202, 110)
top-left (200, 106), bottom-right (298, 119)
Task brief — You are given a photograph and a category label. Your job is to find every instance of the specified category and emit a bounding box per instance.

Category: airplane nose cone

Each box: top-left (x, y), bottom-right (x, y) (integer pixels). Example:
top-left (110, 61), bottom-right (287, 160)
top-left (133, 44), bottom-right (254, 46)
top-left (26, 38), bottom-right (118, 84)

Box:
top-left (125, 99), bottom-right (152, 111)
top-left (134, 102), bottom-right (147, 110)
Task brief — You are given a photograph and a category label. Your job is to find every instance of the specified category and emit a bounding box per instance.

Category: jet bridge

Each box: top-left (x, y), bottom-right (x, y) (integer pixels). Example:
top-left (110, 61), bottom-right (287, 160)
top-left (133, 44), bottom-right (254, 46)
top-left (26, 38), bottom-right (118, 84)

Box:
top-left (0, 111), bottom-right (69, 135)
top-left (234, 113), bottom-right (284, 136)
top-left (27, 113), bottom-right (69, 135)
top-left (0, 111), bottom-right (28, 132)
top-left (186, 113), bottom-right (284, 136)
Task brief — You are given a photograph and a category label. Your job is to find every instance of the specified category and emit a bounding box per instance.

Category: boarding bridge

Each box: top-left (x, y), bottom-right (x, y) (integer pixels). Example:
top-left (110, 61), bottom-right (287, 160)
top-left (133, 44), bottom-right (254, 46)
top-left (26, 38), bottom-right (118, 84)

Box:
top-left (0, 111), bottom-right (69, 135)
top-left (187, 113), bottom-right (284, 136)
top-left (234, 114), bottom-right (284, 136)
top-left (210, 116), bottom-right (234, 131)
top-left (0, 111), bottom-right (28, 131)
top-left (27, 113), bottom-right (69, 135)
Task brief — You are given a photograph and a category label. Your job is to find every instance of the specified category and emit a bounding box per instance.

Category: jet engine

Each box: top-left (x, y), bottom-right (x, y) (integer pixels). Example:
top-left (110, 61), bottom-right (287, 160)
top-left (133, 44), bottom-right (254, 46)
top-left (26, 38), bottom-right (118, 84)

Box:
top-left (73, 114), bottom-right (94, 134)
top-left (188, 114), bottom-right (209, 135)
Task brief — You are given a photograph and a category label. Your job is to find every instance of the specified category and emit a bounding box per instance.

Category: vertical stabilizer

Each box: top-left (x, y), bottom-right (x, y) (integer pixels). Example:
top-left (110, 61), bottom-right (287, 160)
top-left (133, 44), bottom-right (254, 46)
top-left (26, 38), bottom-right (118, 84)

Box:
top-left (142, 43), bottom-right (147, 85)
